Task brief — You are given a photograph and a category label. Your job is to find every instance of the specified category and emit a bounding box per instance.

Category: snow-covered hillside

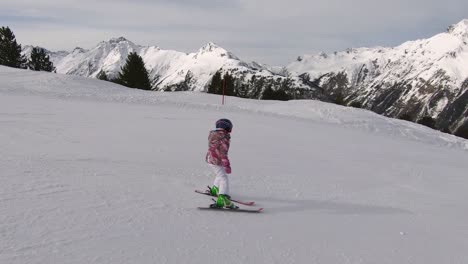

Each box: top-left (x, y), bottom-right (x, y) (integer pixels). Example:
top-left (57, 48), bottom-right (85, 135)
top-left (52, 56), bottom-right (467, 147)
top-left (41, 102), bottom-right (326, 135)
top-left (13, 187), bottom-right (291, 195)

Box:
top-left (287, 19), bottom-right (468, 137)
top-left (1, 66), bottom-right (467, 263)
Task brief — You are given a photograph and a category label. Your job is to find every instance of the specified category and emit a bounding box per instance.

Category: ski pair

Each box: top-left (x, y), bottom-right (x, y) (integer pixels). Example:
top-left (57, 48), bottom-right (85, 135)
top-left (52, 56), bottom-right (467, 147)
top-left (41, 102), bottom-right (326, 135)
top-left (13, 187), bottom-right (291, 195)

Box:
top-left (195, 189), bottom-right (263, 213)
top-left (194, 189), bottom-right (255, 206)
top-left (198, 206), bottom-right (263, 213)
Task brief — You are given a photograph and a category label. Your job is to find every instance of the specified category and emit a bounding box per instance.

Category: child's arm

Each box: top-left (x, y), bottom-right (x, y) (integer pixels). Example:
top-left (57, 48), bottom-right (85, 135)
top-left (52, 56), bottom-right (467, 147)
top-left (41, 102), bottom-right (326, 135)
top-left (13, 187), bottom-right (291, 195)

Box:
top-left (219, 137), bottom-right (231, 174)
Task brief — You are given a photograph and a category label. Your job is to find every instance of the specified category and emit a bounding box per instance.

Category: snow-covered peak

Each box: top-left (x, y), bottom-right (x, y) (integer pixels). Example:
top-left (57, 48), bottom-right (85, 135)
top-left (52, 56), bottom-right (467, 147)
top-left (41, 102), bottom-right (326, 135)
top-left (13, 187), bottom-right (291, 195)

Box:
top-left (22, 45), bottom-right (36, 57)
top-left (194, 42), bottom-right (239, 60)
top-left (72, 47), bottom-right (87, 54)
top-left (288, 19), bottom-right (468, 84)
top-left (198, 42), bottom-right (222, 53)
top-left (98, 37), bottom-right (139, 49)
top-left (108, 37), bottom-right (130, 43)
top-left (22, 45), bottom-right (50, 51)
top-left (248, 61), bottom-right (265, 70)
top-left (447, 19), bottom-right (468, 39)
top-left (22, 45), bottom-right (51, 59)
top-left (22, 45), bottom-right (69, 65)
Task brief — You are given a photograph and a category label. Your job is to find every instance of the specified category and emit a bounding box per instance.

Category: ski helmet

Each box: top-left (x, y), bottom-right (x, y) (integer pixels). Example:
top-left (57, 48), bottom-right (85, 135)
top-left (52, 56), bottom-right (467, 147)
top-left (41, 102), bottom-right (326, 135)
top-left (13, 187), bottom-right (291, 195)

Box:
top-left (216, 118), bottom-right (233, 132)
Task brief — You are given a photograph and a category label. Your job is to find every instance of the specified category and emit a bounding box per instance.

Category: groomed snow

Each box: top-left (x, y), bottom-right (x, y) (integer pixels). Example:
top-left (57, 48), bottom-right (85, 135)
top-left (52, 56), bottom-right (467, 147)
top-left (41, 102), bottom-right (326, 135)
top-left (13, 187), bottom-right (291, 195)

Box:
top-left (1, 66), bottom-right (467, 264)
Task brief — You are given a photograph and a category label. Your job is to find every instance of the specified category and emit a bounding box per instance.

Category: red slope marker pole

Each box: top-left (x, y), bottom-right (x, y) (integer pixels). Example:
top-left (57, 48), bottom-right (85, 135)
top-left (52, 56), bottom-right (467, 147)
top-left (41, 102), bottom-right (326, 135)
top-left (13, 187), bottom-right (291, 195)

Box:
top-left (222, 78), bottom-right (225, 105)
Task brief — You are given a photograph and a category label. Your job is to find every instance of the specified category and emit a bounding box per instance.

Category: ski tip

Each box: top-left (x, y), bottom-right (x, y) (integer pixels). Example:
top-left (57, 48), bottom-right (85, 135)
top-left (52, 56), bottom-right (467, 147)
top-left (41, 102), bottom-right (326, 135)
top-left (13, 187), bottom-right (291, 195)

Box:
top-left (249, 208), bottom-right (263, 213)
top-left (231, 200), bottom-right (255, 206)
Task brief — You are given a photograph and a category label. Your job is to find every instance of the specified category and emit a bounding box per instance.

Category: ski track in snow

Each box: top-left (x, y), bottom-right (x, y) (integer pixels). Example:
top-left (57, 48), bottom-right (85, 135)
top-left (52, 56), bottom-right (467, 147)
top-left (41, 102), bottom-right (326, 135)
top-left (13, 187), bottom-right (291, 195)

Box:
top-left (1, 66), bottom-right (468, 264)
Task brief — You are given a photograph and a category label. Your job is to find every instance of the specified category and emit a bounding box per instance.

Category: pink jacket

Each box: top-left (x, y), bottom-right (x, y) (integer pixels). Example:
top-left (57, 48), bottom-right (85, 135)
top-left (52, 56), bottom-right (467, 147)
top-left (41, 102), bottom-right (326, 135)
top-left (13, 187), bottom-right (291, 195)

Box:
top-left (206, 129), bottom-right (231, 172)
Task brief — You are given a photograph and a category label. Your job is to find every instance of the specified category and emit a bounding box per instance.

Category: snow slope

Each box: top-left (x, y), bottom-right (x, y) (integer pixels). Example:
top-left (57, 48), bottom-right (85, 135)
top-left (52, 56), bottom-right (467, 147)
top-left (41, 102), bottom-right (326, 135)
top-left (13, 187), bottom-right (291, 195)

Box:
top-left (1, 66), bottom-right (468, 264)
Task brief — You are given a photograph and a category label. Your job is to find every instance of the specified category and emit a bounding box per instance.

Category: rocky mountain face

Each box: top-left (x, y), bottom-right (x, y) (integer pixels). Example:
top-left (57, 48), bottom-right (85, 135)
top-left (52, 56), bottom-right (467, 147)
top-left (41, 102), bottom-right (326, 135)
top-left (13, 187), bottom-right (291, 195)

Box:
top-left (287, 19), bottom-right (468, 138)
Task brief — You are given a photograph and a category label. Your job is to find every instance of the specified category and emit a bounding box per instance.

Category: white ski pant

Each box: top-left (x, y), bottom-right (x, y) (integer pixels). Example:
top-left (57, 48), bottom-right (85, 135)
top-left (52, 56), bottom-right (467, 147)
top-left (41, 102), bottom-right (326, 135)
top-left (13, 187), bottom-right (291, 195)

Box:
top-left (209, 164), bottom-right (229, 195)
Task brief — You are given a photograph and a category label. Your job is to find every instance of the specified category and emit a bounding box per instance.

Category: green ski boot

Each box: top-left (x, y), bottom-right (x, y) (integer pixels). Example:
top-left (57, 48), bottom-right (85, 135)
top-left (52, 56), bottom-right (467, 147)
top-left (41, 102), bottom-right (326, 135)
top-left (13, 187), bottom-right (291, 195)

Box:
top-left (207, 185), bottom-right (219, 197)
top-left (215, 194), bottom-right (238, 209)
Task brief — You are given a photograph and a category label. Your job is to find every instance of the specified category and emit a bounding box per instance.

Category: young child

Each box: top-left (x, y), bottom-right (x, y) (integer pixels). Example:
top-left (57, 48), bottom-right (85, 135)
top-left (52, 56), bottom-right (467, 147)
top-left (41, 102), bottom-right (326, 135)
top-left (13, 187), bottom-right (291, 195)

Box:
top-left (205, 118), bottom-right (237, 209)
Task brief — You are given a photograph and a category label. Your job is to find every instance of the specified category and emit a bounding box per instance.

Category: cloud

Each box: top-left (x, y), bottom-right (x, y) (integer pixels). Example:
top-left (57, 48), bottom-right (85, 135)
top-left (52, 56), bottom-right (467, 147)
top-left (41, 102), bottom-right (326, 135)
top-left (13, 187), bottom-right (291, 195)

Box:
top-left (1, 0), bottom-right (467, 65)
top-left (0, 14), bottom-right (59, 25)
top-left (108, 0), bottom-right (242, 9)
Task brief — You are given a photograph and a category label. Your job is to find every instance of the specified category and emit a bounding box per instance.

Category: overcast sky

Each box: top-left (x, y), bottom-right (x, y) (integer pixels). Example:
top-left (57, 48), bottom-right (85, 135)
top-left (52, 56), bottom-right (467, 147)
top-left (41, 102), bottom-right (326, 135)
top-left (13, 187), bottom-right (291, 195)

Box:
top-left (1, 0), bottom-right (467, 65)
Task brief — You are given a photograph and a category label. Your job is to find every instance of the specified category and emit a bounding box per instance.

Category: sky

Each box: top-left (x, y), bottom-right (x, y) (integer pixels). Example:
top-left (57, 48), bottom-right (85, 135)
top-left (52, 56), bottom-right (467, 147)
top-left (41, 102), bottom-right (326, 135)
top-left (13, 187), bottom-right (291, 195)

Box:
top-left (1, 0), bottom-right (467, 66)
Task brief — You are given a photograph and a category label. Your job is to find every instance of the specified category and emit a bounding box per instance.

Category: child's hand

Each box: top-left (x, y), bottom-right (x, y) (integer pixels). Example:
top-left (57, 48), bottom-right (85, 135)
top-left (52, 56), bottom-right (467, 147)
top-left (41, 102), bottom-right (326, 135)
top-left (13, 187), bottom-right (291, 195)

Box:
top-left (221, 159), bottom-right (230, 169)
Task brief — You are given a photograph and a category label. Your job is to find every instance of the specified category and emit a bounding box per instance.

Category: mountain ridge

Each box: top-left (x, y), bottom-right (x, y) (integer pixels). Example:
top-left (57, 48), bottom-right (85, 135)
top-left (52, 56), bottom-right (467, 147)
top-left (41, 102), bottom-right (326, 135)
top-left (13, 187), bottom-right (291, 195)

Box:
top-left (287, 19), bottom-right (468, 137)
top-left (21, 19), bottom-right (468, 138)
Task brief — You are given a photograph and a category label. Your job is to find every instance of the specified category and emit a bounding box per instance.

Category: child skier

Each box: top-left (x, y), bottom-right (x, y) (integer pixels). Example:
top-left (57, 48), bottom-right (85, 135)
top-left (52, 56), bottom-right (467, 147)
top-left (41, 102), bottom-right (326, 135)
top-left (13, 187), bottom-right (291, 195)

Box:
top-left (205, 118), bottom-right (237, 209)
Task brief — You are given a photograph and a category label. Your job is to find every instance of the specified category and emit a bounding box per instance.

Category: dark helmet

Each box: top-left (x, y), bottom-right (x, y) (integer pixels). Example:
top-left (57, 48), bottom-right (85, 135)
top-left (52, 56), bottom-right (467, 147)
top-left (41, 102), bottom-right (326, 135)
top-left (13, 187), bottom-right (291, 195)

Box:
top-left (216, 118), bottom-right (233, 132)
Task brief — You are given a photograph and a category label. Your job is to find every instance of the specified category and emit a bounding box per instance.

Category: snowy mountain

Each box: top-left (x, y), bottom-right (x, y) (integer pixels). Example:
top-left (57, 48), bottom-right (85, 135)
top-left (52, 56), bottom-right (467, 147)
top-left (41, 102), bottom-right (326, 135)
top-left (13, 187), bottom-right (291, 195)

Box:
top-left (20, 19), bottom-right (468, 138)
top-left (287, 19), bottom-right (468, 138)
top-left (1, 66), bottom-right (467, 264)
top-left (22, 45), bottom-right (70, 65)
top-left (24, 38), bottom-right (319, 98)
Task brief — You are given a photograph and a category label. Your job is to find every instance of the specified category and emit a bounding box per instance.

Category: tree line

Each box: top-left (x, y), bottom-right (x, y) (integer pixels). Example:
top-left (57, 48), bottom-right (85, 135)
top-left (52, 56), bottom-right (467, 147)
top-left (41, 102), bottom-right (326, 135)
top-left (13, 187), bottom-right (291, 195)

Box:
top-left (207, 70), bottom-right (291, 101)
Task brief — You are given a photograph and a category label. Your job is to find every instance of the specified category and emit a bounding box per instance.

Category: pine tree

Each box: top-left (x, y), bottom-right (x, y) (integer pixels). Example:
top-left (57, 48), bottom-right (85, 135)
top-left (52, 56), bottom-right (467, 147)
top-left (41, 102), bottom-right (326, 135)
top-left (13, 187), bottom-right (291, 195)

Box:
top-left (418, 116), bottom-right (436, 129)
top-left (0, 26), bottom-right (27, 68)
top-left (236, 83), bottom-right (249, 98)
top-left (223, 72), bottom-right (236, 96)
top-left (334, 92), bottom-right (345, 105)
top-left (250, 76), bottom-right (265, 99)
top-left (117, 52), bottom-right (151, 90)
top-left (262, 83), bottom-right (290, 101)
top-left (97, 70), bottom-right (109, 81)
top-left (27, 47), bottom-right (55, 72)
top-left (454, 123), bottom-right (468, 140)
top-left (261, 83), bottom-right (275, 100)
top-left (208, 70), bottom-right (222, 94)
